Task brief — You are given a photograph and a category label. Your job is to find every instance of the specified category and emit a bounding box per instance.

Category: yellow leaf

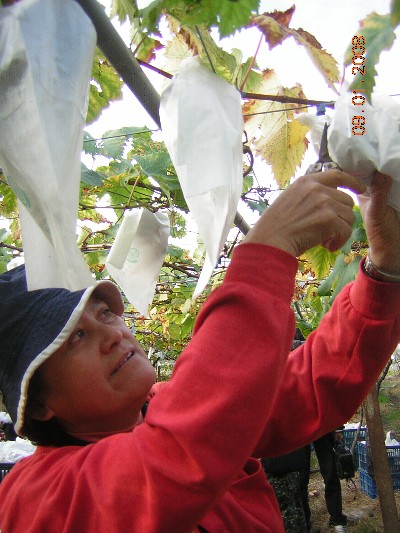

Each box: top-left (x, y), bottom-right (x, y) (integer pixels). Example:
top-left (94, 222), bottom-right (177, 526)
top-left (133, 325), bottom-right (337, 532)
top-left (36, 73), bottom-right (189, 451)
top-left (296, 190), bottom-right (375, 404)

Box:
top-left (293, 29), bottom-right (340, 92)
top-left (251, 11), bottom-right (339, 91)
top-left (162, 34), bottom-right (194, 76)
top-left (162, 24), bottom-right (239, 84)
top-left (243, 70), bottom-right (288, 141)
top-left (243, 70), bottom-right (309, 185)
top-left (255, 119), bottom-right (309, 187)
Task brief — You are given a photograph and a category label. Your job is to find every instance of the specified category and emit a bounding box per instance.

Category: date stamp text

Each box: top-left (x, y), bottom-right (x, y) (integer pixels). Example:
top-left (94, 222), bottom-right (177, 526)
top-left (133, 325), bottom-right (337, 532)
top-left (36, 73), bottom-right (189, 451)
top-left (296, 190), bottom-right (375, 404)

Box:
top-left (351, 35), bottom-right (366, 136)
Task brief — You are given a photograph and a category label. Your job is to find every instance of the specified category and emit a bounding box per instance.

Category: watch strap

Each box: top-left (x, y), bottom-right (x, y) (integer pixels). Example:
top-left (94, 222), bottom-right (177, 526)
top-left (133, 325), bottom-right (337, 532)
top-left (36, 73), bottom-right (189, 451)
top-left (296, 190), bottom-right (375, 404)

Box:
top-left (363, 255), bottom-right (400, 283)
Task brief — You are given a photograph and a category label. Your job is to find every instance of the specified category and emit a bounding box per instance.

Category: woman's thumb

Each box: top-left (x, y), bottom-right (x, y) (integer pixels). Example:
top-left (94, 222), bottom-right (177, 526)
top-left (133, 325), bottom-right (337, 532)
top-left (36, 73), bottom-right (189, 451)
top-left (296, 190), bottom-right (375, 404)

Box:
top-left (366, 172), bottom-right (392, 215)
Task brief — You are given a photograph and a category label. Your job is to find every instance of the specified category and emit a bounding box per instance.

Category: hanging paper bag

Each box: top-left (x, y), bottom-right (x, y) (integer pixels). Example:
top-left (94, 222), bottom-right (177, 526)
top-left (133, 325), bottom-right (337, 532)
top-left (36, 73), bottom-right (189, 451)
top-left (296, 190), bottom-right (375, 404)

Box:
top-left (106, 209), bottom-right (169, 316)
top-left (328, 91), bottom-right (400, 211)
top-left (0, 0), bottom-right (96, 289)
top-left (160, 56), bottom-right (243, 296)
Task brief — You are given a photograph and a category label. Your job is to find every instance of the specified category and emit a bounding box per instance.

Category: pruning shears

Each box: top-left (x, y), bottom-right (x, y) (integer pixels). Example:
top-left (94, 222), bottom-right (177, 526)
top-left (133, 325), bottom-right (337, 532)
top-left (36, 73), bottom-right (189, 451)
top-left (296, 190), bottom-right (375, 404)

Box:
top-left (305, 122), bottom-right (341, 174)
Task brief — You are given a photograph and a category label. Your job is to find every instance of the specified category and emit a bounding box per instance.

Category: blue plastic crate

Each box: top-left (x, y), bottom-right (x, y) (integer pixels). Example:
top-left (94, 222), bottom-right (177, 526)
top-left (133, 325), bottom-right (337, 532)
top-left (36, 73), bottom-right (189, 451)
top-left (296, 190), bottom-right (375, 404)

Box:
top-left (359, 469), bottom-right (378, 499)
top-left (357, 441), bottom-right (400, 475)
top-left (359, 468), bottom-right (400, 499)
top-left (357, 441), bottom-right (372, 473)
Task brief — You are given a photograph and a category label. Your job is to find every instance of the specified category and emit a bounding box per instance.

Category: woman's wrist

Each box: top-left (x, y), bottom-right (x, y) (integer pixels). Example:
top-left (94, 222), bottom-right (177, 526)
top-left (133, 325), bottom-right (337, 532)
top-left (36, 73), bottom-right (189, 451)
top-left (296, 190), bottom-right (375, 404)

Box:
top-left (363, 255), bottom-right (400, 283)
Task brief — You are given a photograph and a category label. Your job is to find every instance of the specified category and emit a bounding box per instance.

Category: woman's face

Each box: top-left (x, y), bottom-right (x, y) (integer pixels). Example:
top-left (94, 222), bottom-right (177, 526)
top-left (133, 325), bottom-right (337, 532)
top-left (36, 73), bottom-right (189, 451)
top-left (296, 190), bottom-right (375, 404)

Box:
top-left (36, 296), bottom-right (156, 434)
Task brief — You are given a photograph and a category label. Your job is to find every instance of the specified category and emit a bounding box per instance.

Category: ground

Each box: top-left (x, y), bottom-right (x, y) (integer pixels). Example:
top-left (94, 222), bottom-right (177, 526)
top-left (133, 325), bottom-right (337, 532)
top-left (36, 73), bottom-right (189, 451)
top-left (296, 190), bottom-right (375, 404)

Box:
top-left (307, 470), bottom-right (400, 532)
top-left (308, 368), bottom-right (400, 532)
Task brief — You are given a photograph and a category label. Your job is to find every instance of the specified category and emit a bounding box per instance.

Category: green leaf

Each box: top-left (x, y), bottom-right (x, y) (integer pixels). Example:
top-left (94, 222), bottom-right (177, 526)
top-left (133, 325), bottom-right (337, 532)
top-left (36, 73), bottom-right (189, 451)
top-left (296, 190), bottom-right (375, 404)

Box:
top-left (168, 322), bottom-right (183, 341)
top-left (133, 151), bottom-right (172, 178)
top-left (234, 55), bottom-right (262, 93)
top-left (180, 313), bottom-right (195, 338)
top-left (81, 164), bottom-right (104, 186)
top-left (82, 131), bottom-right (104, 157)
top-left (139, 0), bottom-right (164, 34)
top-left (87, 50), bottom-right (123, 125)
top-left (0, 257), bottom-right (9, 274)
top-left (340, 209), bottom-right (366, 255)
top-left (345, 13), bottom-right (396, 101)
top-left (172, 0), bottom-right (258, 37)
top-left (302, 245), bottom-right (338, 280)
top-left (215, 0), bottom-right (259, 38)
top-left (242, 174), bottom-right (253, 194)
top-left (167, 245), bottom-right (185, 260)
top-left (98, 127), bottom-right (149, 160)
top-left (110, 0), bottom-right (139, 23)
top-left (0, 181), bottom-right (18, 218)
top-left (391, 0), bottom-right (400, 26)
top-left (317, 255), bottom-right (361, 300)
top-left (246, 198), bottom-right (267, 214)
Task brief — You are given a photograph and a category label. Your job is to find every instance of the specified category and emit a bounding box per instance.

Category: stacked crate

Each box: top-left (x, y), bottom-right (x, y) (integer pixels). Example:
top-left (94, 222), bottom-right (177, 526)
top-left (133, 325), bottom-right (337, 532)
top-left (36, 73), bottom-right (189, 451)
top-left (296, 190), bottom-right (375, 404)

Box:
top-left (357, 441), bottom-right (400, 499)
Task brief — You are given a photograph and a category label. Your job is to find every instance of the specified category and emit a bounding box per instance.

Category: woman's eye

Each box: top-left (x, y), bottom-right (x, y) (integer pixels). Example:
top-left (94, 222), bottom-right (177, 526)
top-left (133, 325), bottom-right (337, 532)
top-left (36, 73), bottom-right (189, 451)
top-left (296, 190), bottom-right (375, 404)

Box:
top-left (70, 329), bottom-right (85, 344)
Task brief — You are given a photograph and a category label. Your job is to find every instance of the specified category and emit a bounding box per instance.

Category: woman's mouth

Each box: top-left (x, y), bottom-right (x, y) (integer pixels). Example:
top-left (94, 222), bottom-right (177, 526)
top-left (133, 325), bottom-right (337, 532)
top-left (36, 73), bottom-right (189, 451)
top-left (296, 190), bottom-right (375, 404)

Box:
top-left (112, 351), bottom-right (135, 374)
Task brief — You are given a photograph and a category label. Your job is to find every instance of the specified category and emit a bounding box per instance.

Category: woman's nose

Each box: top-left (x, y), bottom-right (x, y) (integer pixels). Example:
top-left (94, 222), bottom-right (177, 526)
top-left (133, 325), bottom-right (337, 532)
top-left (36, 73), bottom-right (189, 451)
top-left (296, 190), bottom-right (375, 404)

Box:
top-left (99, 324), bottom-right (124, 353)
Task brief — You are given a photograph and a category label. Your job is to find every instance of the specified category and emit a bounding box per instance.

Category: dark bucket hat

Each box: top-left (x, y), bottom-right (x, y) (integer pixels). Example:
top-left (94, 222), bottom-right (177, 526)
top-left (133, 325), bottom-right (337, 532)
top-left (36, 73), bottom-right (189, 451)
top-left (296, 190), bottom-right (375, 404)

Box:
top-left (0, 265), bottom-right (123, 434)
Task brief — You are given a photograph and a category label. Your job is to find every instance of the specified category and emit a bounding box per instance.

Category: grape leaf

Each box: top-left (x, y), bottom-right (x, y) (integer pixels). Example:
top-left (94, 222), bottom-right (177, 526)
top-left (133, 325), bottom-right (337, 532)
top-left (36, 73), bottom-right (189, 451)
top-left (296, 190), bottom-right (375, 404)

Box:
top-left (251, 10), bottom-right (339, 91)
top-left (302, 245), bottom-right (338, 280)
top-left (293, 29), bottom-right (340, 93)
top-left (244, 70), bottom-right (309, 185)
top-left (82, 131), bottom-right (104, 157)
top-left (140, 0), bottom-right (258, 38)
top-left (345, 12), bottom-right (396, 101)
top-left (391, 0), bottom-right (400, 26)
top-left (81, 164), bottom-right (104, 186)
top-left (251, 6), bottom-right (295, 48)
top-left (110, 0), bottom-right (139, 23)
top-left (243, 70), bottom-right (289, 142)
top-left (255, 118), bottom-right (309, 187)
top-left (317, 254), bottom-right (361, 301)
top-left (87, 51), bottom-right (123, 125)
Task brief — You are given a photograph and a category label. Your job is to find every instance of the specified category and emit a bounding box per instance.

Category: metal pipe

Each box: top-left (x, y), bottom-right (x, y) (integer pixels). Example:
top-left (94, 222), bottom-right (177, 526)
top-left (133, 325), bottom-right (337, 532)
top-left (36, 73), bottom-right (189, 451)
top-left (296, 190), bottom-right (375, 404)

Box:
top-left (74, 0), bottom-right (161, 128)
top-left (234, 212), bottom-right (250, 236)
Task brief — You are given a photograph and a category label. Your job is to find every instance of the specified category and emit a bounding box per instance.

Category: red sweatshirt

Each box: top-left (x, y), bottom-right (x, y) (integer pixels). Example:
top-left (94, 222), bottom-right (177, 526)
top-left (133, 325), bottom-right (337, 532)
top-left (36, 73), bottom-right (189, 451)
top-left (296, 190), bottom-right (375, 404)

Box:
top-left (1, 244), bottom-right (400, 533)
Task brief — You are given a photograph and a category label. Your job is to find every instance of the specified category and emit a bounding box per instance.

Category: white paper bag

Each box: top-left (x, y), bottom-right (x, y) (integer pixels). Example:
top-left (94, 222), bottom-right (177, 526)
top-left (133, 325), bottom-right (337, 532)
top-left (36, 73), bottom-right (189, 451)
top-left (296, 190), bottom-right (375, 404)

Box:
top-left (0, 0), bottom-right (96, 290)
top-left (328, 91), bottom-right (400, 211)
top-left (106, 209), bottom-right (169, 316)
top-left (160, 56), bottom-right (243, 296)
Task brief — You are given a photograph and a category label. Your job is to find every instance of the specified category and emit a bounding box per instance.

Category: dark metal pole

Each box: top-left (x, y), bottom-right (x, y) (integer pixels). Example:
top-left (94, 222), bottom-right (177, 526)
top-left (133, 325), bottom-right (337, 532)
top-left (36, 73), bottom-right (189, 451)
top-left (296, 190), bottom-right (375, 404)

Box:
top-left (74, 0), bottom-right (161, 128)
top-left (234, 212), bottom-right (250, 236)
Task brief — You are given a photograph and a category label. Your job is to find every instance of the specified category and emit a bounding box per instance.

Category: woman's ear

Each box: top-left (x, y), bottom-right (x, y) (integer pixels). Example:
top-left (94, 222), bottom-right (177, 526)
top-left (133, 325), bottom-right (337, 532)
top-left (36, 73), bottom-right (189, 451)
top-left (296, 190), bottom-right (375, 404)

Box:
top-left (30, 402), bottom-right (55, 422)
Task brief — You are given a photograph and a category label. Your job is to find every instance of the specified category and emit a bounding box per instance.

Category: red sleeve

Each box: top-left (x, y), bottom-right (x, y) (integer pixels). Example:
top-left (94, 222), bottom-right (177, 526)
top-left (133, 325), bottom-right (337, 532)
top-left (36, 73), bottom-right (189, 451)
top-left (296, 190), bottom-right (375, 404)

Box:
top-left (254, 259), bottom-right (400, 457)
top-left (1, 243), bottom-right (298, 533)
top-left (132, 243), bottom-right (299, 529)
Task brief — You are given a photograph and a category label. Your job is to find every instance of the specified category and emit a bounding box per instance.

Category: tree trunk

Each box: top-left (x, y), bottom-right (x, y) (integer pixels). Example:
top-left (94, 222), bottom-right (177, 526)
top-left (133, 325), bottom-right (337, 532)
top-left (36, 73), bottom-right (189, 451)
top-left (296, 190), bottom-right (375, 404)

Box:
top-left (363, 387), bottom-right (400, 532)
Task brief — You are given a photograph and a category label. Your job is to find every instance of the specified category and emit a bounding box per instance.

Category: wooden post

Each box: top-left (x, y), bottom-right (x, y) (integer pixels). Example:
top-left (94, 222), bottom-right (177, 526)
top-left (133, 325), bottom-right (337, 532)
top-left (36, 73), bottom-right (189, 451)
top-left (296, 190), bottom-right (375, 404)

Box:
top-left (363, 387), bottom-right (400, 532)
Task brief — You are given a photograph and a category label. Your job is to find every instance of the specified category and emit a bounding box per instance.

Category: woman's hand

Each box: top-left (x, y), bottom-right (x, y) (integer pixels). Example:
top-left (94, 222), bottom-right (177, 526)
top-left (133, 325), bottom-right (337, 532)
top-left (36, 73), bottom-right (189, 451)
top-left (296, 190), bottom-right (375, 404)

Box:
top-left (244, 170), bottom-right (366, 257)
top-left (358, 172), bottom-right (400, 274)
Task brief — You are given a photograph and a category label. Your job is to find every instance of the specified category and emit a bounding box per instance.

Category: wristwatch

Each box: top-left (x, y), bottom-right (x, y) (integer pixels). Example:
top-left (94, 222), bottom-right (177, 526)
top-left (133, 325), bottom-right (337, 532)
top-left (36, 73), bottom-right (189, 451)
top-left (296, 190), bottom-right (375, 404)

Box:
top-left (363, 255), bottom-right (400, 283)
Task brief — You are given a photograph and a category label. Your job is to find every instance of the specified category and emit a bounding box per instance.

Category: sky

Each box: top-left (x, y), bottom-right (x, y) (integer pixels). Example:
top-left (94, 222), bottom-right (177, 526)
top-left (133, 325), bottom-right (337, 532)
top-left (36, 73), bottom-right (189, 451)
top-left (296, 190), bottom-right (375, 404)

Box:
top-left (86, 0), bottom-right (400, 188)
